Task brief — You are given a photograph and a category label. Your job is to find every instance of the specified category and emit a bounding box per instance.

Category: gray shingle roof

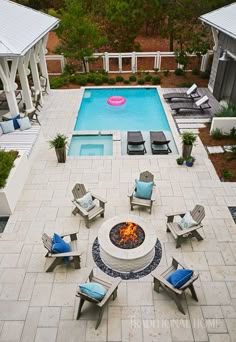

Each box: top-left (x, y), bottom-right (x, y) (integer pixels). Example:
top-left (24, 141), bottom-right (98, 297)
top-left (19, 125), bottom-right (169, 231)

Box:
top-left (200, 2), bottom-right (236, 39)
top-left (0, 0), bottom-right (59, 57)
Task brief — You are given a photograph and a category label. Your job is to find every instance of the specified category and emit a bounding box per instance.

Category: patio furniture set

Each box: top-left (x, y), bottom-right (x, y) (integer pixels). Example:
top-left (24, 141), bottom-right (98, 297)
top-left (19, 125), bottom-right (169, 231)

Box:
top-left (42, 171), bottom-right (205, 328)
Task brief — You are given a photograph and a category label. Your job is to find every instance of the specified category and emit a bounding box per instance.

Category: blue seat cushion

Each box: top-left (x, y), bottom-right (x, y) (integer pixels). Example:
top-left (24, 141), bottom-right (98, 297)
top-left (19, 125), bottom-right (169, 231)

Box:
top-left (79, 282), bottom-right (107, 301)
top-left (166, 269), bottom-right (193, 289)
top-left (134, 180), bottom-right (154, 200)
top-left (6, 114), bottom-right (21, 129)
top-left (0, 120), bottom-right (15, 134)
top-left (52, 233), bottom-right (71, 254)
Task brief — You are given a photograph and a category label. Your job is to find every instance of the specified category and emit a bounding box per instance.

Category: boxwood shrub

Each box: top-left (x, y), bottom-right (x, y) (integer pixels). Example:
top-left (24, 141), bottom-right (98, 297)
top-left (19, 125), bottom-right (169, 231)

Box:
top-left (152, 76), bottom-right (161, 85)
top-left (129, 75), bottom-right (136, 82)
top-left (108, 78), bottom-right (116, 85)
top-left (116, 75), bottom-right (124, 82)
top-left (138, 78), bottom-right (145, 85)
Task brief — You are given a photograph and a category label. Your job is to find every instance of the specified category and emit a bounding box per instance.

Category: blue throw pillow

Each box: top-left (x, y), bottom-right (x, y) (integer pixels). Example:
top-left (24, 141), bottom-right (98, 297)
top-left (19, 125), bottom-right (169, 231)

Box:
top-left (79, 282), bottom-right (107, 301)
top-left (6, 114), bottom-right (21, 129)
top-left (52, 233), bottom-right (71, 254)
top-left (0, 120), bottom-right (15, 134)
top-left (134, 180), bottom-right (154, 200)
top-left (167, 269), bottom-right (193, 289)
top-left (17, 117), bottom-right (32, 131)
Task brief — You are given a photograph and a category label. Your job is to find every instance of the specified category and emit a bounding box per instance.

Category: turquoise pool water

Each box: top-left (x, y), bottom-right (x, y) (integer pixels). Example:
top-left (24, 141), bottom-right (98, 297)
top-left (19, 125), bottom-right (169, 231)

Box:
top-left (68, 135), bottom-right (112, 156)
top-left (74, 88), bottom-right (170, 131)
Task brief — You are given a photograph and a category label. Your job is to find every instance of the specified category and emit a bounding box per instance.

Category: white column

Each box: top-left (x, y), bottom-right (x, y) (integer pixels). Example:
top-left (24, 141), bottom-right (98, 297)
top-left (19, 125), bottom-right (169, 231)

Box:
top-left (39, 34), bottom-right (50, 92)
top-left (30, 48), bottom-right (42, 103)
top-left (18, 57), bottom-right (34, 112)
top-left (0, 58), bottom-right (19, 116)
top-left (104, 52), bottom-right (109, 72)
top-left (118, 53), bottom-right (122, 72)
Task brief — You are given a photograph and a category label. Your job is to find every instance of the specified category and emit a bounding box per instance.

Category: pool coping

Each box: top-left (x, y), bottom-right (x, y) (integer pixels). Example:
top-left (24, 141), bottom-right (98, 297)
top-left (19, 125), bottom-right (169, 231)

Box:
top-left (67, 86), bottom-right (181, 157)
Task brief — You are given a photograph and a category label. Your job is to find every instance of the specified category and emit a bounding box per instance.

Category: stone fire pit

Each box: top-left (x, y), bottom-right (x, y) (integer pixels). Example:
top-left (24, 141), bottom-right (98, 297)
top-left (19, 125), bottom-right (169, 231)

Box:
top-left (98, 215), bottom-right (157, 272)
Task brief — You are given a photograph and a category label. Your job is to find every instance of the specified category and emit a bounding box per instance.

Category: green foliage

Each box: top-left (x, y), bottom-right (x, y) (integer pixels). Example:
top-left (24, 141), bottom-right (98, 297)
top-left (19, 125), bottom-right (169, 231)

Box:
top-left (163, 70), bottom-right (169, 77)
top-left (102, 76), bottom-right (109, 83)
top-left (174, 68), bottom-right (184, 76)
top-left (56, 0), bottom-right (106, 71)
top-left (211, 128), bottom-right (224, 139)
top-left (49, 76), bottom-right (69, 89)
top-left (138, 78), bottom-right (145, 85)
top-left (176, 157), bottom-right (184, 165)
top-left (145, 75), bottom-right (152, 82)
top-left (200, 71), bottom-right (210, 79)
top-left (94, 78), bottom-right (103, 85)
top-left (107, 78), bottom-right (116, 85)
top-left (87, 74), bottom-right (96, 83)
top-left (47, 8), bottom-right (61, 19)
top-left (153, 68), bottom-right (159, 73)
top-left (124, 79), bottom-right (130, 84)
top-left (152, 76), bottom-right (161, 85)
top-left (177, 81), bottom-right (194, 87)
top-left (192, 68), bottom-right (200, 75)
top-left (216, 103), bottom-right (236, 117)
top-left (63, 64), bottom-right (76, 75)
top-left (186, 156), bottom-right (195, 162)
top-left (129, 75), bottom-right (137, 82)
top-left (181, 131), bottom-right (197, 145)
top-left (186, 31), bottom-right (210, 57)
top-left (229, 127), bottom-right (236, 139)
top-left (49, 134), bottom-right (68, 149)
top-left (116, 75), bottom-right (124, 82)
top-left (222, 169), bottom-right (234, 180)
top-left (175, 50), bottom-right (187, 68)
top-left (0, 150), bottom-right (18, 189)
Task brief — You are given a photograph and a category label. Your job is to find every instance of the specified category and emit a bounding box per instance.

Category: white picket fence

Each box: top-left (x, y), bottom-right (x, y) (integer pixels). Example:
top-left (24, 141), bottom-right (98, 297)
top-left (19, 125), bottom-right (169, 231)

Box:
top-left (46, 51), bottom-right (213, 75)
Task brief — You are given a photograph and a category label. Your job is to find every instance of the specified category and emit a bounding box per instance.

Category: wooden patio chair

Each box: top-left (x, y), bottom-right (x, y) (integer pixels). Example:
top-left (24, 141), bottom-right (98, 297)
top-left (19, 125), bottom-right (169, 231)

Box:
top-left (151, 257), bottom-right (199, 314)
top-left (42, 232), bottom-right (82, 272)
top-left (24, 108), bottom-right (40, 125)
top-left (128, 171), bottom-right (156, 214)
top-left (72, 183), bottom-right (107, 228)
top-left (166, 205), bottom-right (205, 248)
top-left (76, 268), bottom-right (122, 329)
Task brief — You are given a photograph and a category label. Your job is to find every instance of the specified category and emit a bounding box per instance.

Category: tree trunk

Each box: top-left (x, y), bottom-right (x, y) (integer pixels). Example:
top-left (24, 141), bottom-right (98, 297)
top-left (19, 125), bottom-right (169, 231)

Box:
top-left (169, 30), bottom-right (174, 52)
top-left (55, 147), bottom-right (66, 163)
top-left (82, 57), bottom-right (87, 73)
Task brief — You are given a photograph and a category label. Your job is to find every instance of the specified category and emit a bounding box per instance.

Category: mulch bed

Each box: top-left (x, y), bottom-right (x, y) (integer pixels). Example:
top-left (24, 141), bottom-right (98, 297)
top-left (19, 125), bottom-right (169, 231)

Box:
top-left (199, 127), bottom-right (236, 182)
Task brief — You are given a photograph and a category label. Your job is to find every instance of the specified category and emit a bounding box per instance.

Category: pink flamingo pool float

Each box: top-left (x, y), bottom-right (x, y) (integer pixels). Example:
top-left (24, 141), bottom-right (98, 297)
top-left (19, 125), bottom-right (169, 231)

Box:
top-left (107, 96), bottom-right (126, 106)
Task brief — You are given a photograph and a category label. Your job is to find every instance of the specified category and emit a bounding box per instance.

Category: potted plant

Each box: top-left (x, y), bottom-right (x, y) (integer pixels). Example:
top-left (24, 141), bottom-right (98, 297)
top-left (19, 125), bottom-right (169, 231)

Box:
top-left (49, 133), bottom-right (68, 163)
top-left (186, 156), bottom-right (195, 167)
top-left (176, 157), bottom-right (185, 165)
top-left (181, 131), bottom-right (197, 159)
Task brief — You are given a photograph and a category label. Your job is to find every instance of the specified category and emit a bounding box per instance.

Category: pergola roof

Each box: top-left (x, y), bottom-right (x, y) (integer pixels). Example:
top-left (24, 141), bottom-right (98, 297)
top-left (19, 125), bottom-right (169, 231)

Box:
top-left (200, 3), bottom-right (236, 40)
top-left (0, 0), bottom-right (59, 57)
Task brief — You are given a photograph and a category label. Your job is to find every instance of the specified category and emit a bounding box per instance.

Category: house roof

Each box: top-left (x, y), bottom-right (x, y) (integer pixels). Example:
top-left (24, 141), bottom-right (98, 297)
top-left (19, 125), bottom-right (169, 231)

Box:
top-left (0, 0), bottom-right (59, 57)
top-left (200, 3), bottom-right (236, 40)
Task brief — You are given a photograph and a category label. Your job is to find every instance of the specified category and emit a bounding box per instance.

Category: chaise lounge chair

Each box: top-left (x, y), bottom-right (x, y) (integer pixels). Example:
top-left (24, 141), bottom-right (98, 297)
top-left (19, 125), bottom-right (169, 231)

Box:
top-left (127, 131), bottom-right (147, 155)
top-left (163, 84), bottom-right (199, 102)
top-left (170, 95), bottom-right (211, 113)
top-left (150, 131), bottom-right (172, 154)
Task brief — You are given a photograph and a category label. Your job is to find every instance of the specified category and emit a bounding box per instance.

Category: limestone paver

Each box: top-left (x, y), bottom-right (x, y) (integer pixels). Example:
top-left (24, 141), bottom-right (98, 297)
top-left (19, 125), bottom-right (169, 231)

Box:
top-left (0, 90), bottom-right (236, 341)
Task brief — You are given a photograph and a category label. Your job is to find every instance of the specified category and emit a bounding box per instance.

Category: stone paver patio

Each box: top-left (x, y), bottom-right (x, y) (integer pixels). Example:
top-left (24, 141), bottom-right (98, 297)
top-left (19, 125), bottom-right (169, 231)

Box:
top-left (0, 89), bottom-right (236, 342)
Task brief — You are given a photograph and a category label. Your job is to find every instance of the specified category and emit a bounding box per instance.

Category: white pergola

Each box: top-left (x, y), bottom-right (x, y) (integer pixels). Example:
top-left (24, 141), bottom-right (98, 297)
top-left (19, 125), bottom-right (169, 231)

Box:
top-left (0, 0), bottom-right (59, 116)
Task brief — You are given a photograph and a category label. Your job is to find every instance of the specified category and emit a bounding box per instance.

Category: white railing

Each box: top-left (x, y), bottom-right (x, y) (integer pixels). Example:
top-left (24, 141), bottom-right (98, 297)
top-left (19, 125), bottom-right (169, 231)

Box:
top-left (46, 51), bottom-right (213, 75)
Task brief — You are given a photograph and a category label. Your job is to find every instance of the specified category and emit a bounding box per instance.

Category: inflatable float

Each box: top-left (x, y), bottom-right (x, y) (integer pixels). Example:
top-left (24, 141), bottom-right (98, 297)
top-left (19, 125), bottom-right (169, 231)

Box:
top-left (107, 96), bottom-right (126, 106)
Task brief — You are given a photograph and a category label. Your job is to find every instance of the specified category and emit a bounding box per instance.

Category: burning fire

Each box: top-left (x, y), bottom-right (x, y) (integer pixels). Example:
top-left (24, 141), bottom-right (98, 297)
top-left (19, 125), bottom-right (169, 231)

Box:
top-left (119, 222), bottom-right (138, 245)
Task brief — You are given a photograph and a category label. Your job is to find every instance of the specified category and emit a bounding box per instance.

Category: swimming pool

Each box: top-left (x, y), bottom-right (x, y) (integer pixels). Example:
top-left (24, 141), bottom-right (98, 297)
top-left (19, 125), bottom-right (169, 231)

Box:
top-left (74, 88), bottom-right (170, 131)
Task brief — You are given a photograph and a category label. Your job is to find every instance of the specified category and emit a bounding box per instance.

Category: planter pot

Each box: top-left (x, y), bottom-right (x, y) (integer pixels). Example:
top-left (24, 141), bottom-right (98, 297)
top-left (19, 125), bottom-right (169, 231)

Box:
top-left (0, 153), bottom-right (30, 215)
top-left (177, 161), bottom-right (184, 165)
top-left (186, 161), bottom-right (194, 167)
top-left (182, 144), bottom-right (193, 159)
top-left (55, 147), bottom-right (66, 163)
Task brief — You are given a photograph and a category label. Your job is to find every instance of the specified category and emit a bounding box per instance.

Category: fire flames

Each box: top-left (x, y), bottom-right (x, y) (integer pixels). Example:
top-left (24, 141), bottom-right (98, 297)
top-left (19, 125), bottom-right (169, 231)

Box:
top-left (119, 222), bottom-right (138, 245)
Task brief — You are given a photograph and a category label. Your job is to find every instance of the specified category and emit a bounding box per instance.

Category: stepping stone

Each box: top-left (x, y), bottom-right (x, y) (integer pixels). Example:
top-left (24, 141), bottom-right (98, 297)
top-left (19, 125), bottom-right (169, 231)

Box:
top-left (206, 146), bottom-right (224, 154)
top-left (176, 118), bottom-right (211, 123)
top-left (178, 123), bottom-right (206, 129)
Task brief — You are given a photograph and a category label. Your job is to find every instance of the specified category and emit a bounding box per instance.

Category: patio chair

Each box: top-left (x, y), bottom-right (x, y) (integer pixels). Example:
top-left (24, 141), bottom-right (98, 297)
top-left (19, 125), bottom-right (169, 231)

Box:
top-left (31, 90), bottom-right (42, 112)
top-left (151, 257), bottom-right (199, 314)
top-left (24, 108), bottom-right (40, 125)
top-left (72, 183), bottom-right (107, 228)
top-left (166, 205), bottom-right (205, 248)
top-left (31, 75), bottom-right (48, 96)
top-left (128, 171), bottom-right (156, 214)
top-left (170, 95), bottom-right (211, 113)
top-left (163, 84), bottom-right (200, 102)
top-left (127, 131), bottom-right (147, 155)
top-left (42, 231), bottom-right (82, 272)
top-left (0, 90), bottom-right (22, 107)
top-left (150, 131), bottom-right (172, 154)
top-left (76, 268), bottom-right (122, 329)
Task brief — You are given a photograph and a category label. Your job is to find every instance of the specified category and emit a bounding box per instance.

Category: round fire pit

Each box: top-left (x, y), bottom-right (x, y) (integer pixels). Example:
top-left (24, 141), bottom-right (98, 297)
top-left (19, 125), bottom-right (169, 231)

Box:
top-left (98, 215), bottom-right (157, 273)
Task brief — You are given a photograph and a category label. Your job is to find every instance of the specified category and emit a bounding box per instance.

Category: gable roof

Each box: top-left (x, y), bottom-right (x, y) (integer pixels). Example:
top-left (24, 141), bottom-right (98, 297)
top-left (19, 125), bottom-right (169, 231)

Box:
top-left (0, 0), bottom-right (59, 57)
top-left (200, 3), bottom-right (236, 40)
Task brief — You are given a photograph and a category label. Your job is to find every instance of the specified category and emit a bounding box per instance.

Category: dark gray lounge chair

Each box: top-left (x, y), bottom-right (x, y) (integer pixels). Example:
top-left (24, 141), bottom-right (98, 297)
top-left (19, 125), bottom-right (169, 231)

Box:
top-left (127, 131), bottom-right (147, 155)
top-left (170, 95), bottom-right (211, 113)
top-left (150, 131), bottom-right (171, 154)
top-left (163, 84), bottom-right (199, 102)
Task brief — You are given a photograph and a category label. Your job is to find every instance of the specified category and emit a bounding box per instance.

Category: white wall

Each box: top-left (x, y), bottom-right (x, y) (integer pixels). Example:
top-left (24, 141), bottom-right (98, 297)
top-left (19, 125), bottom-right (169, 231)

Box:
top-left (210, 117), bottom-right (236, 134)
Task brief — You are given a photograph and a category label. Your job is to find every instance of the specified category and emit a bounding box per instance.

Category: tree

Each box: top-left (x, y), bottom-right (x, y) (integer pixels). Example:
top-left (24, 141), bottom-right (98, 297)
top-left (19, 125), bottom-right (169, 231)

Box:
top-left (56, 0), bottom-right (106, 71)
top-left (104, 0), bottom-right (144, 52)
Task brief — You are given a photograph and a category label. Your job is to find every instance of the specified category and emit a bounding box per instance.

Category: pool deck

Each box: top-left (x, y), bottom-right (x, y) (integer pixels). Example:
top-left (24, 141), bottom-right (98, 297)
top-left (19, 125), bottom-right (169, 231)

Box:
top-left (0, 88), bottom-right (236, 342)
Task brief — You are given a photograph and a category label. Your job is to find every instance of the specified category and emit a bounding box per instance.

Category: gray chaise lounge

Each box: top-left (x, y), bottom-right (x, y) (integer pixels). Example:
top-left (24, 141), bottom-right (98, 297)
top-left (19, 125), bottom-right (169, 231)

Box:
top-left (170, 95), bottom-right (211, 113)
top-left (150, 131), bottom-right (171, 154)
top-left (127, 131), bottom-right (147, 155)
top-left (163, 84), bottom-right (199, 102)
